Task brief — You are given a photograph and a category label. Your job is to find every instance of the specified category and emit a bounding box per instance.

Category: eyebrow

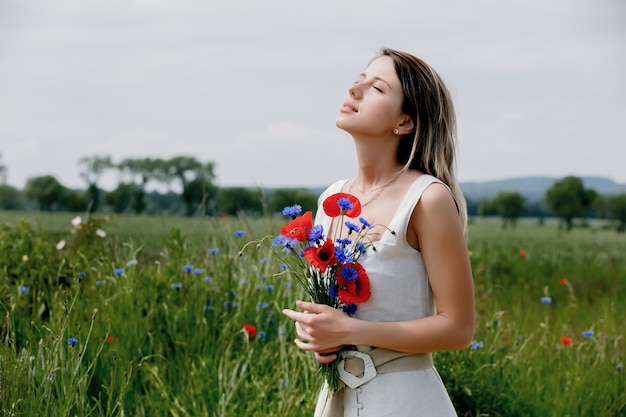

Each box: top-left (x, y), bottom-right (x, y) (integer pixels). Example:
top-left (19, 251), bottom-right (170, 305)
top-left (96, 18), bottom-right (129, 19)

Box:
top-left (359, 73), bottom-right (392, 89)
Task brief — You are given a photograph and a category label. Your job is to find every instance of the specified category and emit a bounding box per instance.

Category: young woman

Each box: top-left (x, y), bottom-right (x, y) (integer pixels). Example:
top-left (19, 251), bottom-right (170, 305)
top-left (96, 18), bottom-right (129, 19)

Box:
top-left (282, 48), bottom-right (475, 417)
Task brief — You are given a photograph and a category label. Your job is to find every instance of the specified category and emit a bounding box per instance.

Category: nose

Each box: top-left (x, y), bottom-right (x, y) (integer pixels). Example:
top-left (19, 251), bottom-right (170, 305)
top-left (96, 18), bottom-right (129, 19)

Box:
top-left (348, 83), bottom-right (362, 99)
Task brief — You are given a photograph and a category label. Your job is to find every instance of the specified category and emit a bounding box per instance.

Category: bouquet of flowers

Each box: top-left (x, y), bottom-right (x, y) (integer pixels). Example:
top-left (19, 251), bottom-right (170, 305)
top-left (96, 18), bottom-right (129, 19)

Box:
top-left (244, 192), bottom-right (387, 392)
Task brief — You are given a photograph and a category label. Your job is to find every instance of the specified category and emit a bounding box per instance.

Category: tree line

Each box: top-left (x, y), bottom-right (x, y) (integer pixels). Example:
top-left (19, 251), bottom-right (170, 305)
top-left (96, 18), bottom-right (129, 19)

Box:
top-left (0, 154), bottom-right (625, 232)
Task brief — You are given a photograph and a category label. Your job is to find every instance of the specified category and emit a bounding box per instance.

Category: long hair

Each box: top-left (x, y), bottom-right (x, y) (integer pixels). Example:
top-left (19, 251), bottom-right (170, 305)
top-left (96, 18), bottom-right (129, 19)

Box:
top-left (380, 48), bottom-right (468, 231)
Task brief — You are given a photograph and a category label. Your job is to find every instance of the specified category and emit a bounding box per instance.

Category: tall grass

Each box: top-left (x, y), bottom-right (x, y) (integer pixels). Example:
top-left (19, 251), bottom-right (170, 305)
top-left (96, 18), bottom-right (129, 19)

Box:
top-left (0, 211), bottom-right (624, 416)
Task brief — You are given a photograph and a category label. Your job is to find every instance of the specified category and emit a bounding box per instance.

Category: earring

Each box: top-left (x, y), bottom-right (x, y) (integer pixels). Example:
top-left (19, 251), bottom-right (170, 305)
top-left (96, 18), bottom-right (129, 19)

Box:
top-left (394, 128), bottom-right (399, 134)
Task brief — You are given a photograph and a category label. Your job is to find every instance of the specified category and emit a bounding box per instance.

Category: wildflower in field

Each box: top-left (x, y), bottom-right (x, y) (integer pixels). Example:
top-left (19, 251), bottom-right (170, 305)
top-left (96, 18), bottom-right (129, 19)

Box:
top-left (235, 230), bottom-right (246, 237)
top-left (56, 240), bottom-right (66, 250)
top-left (560, 336), bottom-right (572, 345)
top-left (96, 228), bottom-right (107, 238)
top-left (617, 363), bottom-right (623, 371)
top-left (204, 276), bottom-right (213, 283)
top-left (280, 378), bottom-right (288, 389)
top-left (47, 374), bottom-right (55, 383)
top-left (208, 247), bottom-right (219, 254)
top-left (193, 268), bottom-right (203, 275)
top-left (113, 268), bottom-right (124, 276)
top-left (204, 305), bottom-right (214, 311)
top-left (68, 337), bottom-right (78, 347)
top-left (257, 302), bottom-right (268, 309)
top-left (518, 249), bottom-right (526, 257)
top-left (183, 264), bottom-right (193, 272)
top-left (266, 285), bottom-right (274, 291)
top-left (95, 280), bottom-right (106, 286)
top-left (71, 216), bottom-right (82, 227)
top-left (22, 255), bottom-right (29, 262)
top-left (261, 257), bottom-right (268, 263)
top-left (470, 340), bottom-right (484, 350)
top-left (78, 272), bottom-right (86, 278)
top-left (541, 297), bottom-right (552, 304)
top-left (284, 282), bottom-right (291, 289)
top-left (259, 331), bottom-right (266, 340)
top-left (582, 330), bottom-right (594, 338)
top-left (559, 277), bottom-right (569, 286)
top-left (106, 335), bottom-right (113, 344)
top-left (126, 259), bottom-right (138, 266)
top-left (171, 283), bottom-right (182, 290)
top-left (242, 324), bottom-right (257, 341)
top-left (18, 285), bottom-right (29, 295)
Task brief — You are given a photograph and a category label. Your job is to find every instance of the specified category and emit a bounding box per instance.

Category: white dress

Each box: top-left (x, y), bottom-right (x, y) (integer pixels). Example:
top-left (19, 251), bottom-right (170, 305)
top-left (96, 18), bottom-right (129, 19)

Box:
top-left (313, 175), bottom-right (458, 417)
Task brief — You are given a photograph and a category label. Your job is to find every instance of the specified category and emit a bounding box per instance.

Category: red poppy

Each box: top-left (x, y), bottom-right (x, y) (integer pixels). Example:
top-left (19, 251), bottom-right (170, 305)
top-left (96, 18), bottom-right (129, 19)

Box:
top-left (336, 263), bottom-right (371, 304)
top-left (106, 335), bottom-right (113, 344)
top-left (304, 239), bottom-right (338, 272)
top-left (279, 211), bottom-right (312, 242)
top-left (560, 336), bottom-right (572, 345)
top-left (559, 277), bottom-right (569, 286)
top-left (322, 193), bottom-right (362, 218)
top-left (518, 250), bottom-right (526, 257)
top-left (243, 324), bottom-right (257, 341)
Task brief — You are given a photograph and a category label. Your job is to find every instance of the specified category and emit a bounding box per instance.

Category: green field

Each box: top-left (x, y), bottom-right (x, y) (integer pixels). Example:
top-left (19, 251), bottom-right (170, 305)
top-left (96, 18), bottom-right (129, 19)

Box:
top-left (1, 210), bottom-right (624, 416)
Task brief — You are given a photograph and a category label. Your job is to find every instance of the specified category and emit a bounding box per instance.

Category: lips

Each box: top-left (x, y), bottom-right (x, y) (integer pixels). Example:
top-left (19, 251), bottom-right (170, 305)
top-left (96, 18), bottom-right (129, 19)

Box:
top-left (341, 101), bottom-right (358, 112)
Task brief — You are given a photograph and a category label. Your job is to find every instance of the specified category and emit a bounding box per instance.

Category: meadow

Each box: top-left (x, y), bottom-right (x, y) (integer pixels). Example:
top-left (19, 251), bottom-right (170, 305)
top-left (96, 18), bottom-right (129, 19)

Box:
top-left (0, 210), bottom-right (624, 416)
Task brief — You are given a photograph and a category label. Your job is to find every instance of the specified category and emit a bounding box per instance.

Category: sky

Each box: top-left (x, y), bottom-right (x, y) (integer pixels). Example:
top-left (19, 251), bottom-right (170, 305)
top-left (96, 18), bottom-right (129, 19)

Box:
top-left (1, 0), bottom-right (625, 191)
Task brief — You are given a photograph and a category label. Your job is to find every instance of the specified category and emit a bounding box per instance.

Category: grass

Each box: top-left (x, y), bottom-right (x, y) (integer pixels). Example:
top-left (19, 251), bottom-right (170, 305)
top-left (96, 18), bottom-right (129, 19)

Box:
top-left (0, 210), bottom-right (624, 416)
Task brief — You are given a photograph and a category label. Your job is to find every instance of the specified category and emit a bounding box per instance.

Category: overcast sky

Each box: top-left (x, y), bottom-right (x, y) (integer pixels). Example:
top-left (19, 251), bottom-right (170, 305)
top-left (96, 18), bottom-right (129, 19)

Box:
top-left (1, 0), bottom-right (625, 190)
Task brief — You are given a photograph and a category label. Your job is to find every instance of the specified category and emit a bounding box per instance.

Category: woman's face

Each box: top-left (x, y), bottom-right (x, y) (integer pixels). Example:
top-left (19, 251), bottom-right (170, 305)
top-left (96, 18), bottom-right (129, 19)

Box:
top-left (336, 55), bottom-right (407, 137)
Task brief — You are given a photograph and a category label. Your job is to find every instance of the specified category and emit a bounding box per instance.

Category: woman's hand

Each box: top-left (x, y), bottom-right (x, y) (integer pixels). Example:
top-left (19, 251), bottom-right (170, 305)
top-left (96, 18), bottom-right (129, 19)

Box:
top-left (282, 300), bottom-right (351, 355)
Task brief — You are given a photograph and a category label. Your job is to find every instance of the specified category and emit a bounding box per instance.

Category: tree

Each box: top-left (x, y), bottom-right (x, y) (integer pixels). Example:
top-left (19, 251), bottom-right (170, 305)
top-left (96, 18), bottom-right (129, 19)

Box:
top-left (268, 189), bottom-right (318, 215)
top-left (159, 156), bottom-right (217, 216)
top-left (23, 175), bottom-right (67, 211)
top-left (0, 153), bottom-right (7, 184)
top-left (545, 176), bottom-right (597, 231)
top-left (103, 183), bottom-right (135, 213)
top-left (117, 158), bottom-right (159, 214)
top-left (78, 155), bottom-right (112, 213)
top-left (218, 187), bottom-right (264, 216)
top-left (607, 194), bottom-right (626, 232)
top-left (492, 191), bottom-right (526, 229)
top-left (0, 184), bottom-right (23, 210)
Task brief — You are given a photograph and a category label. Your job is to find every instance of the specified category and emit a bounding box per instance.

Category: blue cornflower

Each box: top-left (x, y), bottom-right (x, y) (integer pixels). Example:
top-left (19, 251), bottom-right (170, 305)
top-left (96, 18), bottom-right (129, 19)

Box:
top-left (47, 374), bottom-right (55, 382)
top-left (340, 265), bottom-right (358, 281)
top-left (276, 327), bottom-right (287, 335)
top-left (126, 259), bottom-right (138, 266)
top-left (68, 337), bottom-right (78, 347)
top-left (204, 277), bottom-right (213, 283)
top-left (343, 304), bottom-right (357, 316)
top-left (345, 221), bottom-right (360, 234)
top-left (582, 330), bottom-right (594, 338)
top-left (617, 363), bottom-right (623, 371)
top-left (208, 247), bottom-right (220, 255)
top-left (259, 331), bottom-right (266, 340)
top-left (183, 265), bottom-right (193, 272)
top-left (171, 283), bottom-right (182, 290)
top-left (78, 271), bottom-right (86, 278)
top-left (204, 305), bottom-right (214, 311)
top-left (470, 340), bottom-right (484, 350)
top-left (266, 285), bottom-right (274, 291)
top-left (336, 238), bottom-right (352, 246)
top-left (280, 378), bottom-right (288, 388)
top-left (329, 284), bottom-right (339, 298)
top-left (358, 217), bottom-right (373, 229)
top-left (19, 285), bottom-right (29, 294)
top-left (193, 268), bottom-right (203, 275)
top-left (541, 297), bottom-right (552, 304)
top-left (280, 263), bottom-right (288, 270)
top-left (355, 242), bottom-right (367, 254)
top-left (224, 301), bottom-right (232, 307)
top-left (282, 205), bottom-right (302, 218)
top-left (95, 280), bottom-right (106, 286)
top-left (235, 230), bottom-right (246, 237)
top-left (257, 302), bottom-right (268, 309)
top-left (337, 197), bottom-right (354, 210)
top-left (113, 268), bottom-right (124, 276)
top-left (335, 246), bottom-right (354, 263)
top-left (284, 282), bottom-right (291, 288)
top-left (308, 225), bottom-right (324, 242)
top-left (261, 257), bottom-right (268, 264)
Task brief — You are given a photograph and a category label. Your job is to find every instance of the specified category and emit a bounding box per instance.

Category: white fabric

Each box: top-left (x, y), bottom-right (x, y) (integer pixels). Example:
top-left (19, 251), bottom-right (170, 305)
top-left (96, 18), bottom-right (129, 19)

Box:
top-left (313, 174), bottom-right (458, 417)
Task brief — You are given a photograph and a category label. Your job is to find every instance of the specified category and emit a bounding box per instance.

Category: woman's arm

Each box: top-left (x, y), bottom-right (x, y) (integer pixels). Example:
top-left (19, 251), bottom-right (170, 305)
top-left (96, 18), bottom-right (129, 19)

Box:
top-left (282, 183), bottom-right (475, 356)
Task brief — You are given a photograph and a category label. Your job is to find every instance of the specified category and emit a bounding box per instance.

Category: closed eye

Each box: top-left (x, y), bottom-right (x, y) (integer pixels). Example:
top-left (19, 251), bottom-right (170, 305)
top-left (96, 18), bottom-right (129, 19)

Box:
top-left (373, 86), bottom-right (383, 92)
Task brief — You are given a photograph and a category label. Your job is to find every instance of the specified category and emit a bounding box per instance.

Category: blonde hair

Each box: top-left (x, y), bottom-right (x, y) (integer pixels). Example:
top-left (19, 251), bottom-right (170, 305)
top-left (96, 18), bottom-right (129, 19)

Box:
top-left (380, 48), bottom-right (468, 231)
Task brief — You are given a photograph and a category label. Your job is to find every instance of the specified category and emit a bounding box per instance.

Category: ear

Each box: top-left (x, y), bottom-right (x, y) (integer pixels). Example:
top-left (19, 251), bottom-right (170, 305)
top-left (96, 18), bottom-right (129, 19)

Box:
top-left (395, 115), bottom-right (414, 135)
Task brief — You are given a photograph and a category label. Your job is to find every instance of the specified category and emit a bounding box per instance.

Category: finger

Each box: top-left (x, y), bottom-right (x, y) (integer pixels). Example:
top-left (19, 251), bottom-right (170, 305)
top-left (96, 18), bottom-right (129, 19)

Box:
top-left (295, 300), bottom-right (327, 313)
top-left (314, 352), bottom-right (337, 364)
top-left (282, 308), bottom-right (307, 322)
top-left (294, 338), bottom-right (317, 351)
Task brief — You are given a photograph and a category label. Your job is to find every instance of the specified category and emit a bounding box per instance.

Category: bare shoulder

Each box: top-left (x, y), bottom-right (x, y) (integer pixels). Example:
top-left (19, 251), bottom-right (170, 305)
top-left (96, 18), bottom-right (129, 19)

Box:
top-left (408, 181), bottom-right (462, 250)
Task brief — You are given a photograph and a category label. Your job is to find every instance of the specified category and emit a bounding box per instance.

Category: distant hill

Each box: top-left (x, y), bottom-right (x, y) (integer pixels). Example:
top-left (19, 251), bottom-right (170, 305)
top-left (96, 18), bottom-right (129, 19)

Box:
top-left (459, 176), bottom-right (626, 203)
